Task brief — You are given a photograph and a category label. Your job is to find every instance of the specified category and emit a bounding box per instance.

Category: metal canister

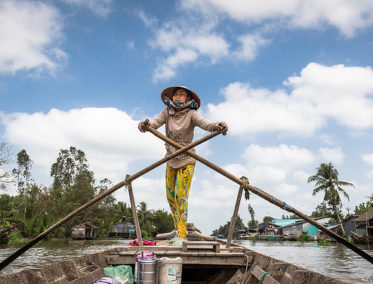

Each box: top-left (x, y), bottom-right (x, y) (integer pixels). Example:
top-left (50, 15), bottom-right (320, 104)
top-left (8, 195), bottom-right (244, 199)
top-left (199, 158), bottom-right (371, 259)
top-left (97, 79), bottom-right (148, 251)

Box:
top-left (137, 252), bottom-right (158, 284)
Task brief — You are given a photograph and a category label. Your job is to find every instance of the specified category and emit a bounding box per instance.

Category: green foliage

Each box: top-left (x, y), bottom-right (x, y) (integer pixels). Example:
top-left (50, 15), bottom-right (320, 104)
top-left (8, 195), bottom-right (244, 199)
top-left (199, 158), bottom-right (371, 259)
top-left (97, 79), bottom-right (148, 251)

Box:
top-left (12, 149), bottom-right (33, 195)
top-left (311, 202), bottom-right (334, 218)
top-left (354, 193), bottom-right (372, 215)
top-left (282, 215), bottom-right (299, 219)
top-left (297, 232), bottom-right (310, 242)
top-left (0, 142), bottom-right (12, 191)
top-left (354, 202), bottom-right (370, 214)
top-left (211, 215), bottom-right (245, 238)
top-left (308, 162), bottom-right (354, 236)
top-left (0, 194), bottom-right (16, 218)
top-left (51, 146), bottom-right (93, 189)
top-left (263, 216), bottom-right (274, 223)
top-left (48, 147), bottom-right (98, 238)
top-left (8, 231), bottom-right (29, 244)
top-left (152, 209), bottom-right (174, 234)
top-left (248, 204), bottom-right (258, 229)
top-left (318, 239), bottom-right (332, 246)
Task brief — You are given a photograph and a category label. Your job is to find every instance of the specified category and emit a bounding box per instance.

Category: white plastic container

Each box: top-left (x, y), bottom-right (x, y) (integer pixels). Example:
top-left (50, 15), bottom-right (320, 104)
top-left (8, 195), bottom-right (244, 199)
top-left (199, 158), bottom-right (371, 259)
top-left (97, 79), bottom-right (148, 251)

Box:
top-left (158, 257), bottom-right (183, 284)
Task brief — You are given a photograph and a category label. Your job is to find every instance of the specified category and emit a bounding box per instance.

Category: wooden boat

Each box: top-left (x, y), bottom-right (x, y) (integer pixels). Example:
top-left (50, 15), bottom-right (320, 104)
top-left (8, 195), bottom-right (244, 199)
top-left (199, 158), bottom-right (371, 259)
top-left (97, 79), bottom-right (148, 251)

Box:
top-left (350, 232), bottom-right (373, 245)
top-left (0, 227), bottom-right (346, 284)
top-left (0, 128), bottom-right (370, 281)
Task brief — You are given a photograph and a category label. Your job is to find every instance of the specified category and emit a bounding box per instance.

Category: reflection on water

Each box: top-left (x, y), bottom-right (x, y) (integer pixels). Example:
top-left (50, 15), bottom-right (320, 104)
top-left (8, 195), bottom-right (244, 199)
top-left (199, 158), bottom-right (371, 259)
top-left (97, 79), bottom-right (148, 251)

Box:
top-left (0, 240), bottom-right (131, 275)
top-left (0, 239), bottom-right (372, 283)
top-left (235, 240), bottom-right (373, 284)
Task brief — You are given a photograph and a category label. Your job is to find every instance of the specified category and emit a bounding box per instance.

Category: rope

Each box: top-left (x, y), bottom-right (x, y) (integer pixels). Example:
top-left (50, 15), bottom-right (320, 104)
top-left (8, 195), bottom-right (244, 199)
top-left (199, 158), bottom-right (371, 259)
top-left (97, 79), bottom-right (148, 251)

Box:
top-left (124, 174), bottom-right (131, 185)
top-left (241, 254), bottom-right (251, 283)
top-left (240, 176), bottom-right (249, 189)
top-left (259, 272), bottom-right (269, 284)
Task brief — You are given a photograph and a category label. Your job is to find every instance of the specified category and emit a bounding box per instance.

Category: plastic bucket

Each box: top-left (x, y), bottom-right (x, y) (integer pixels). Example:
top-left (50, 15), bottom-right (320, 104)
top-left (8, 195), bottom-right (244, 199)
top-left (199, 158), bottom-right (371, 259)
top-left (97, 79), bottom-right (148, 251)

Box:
top-left (158, 257), bottom-right (183, 284)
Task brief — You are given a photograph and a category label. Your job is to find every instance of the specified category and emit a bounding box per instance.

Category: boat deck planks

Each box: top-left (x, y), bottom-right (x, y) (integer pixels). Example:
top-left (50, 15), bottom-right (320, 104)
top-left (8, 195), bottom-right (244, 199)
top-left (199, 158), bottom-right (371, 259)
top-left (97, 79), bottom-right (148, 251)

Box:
top-left (106, 243), bottom-right (248, 266)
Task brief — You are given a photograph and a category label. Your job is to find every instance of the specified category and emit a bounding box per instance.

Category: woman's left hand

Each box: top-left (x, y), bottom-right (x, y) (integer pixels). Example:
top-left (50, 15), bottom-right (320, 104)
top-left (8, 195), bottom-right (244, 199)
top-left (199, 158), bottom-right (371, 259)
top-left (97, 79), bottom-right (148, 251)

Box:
top-left (217, 122), bottom-right (228, 135)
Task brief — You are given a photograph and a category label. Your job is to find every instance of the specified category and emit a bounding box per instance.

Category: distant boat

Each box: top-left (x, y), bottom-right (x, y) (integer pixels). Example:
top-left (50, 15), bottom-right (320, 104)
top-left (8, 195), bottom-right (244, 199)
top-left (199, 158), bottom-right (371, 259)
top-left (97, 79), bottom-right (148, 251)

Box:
top-left (350, 232), bottom-right (373, 244)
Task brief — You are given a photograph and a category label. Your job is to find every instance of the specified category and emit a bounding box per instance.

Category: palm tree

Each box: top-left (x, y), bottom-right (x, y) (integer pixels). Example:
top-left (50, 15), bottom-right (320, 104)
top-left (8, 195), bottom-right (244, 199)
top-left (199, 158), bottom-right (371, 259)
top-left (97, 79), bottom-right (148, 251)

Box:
top-left (308, 162), bottom-right (354, 236)
top-left (115, 201), bottom-right (132, 223)
top-left (137, 202), bottom-right (153, 237)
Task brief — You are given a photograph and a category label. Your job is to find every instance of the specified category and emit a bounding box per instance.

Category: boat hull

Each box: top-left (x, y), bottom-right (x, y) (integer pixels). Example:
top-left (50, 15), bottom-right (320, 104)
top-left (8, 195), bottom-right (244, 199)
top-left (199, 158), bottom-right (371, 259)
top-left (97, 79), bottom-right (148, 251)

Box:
top-left (0, 239), bottom-right (346, 284)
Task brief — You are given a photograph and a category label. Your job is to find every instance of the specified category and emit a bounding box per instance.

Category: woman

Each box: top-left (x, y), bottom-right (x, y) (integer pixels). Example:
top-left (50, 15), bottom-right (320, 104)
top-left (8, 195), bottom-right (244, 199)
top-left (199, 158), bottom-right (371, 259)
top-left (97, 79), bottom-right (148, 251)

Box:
top-left (138, 86), bottom-right (227, 245)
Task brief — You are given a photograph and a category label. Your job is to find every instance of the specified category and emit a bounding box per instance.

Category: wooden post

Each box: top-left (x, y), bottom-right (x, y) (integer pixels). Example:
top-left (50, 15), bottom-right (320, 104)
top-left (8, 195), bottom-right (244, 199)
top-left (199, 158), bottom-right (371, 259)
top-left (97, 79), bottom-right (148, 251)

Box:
top-left (226, 185), bottom-right (244, 248)
top-left (127, 182), bottom-right (143, 246)
top-left (367, 210), bottom-right (370, 250)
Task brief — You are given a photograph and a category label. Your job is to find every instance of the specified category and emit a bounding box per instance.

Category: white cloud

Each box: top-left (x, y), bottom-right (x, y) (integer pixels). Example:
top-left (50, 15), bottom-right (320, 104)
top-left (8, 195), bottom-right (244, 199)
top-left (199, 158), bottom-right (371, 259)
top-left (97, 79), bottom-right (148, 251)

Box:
top-left (234, 33), bottom-right (270, 61)
top-left (362, 153), bottom-right (373, 166)
top-left (274, 183), bottom-right (299, 195)
top-left (151, 22), bottom-right (229, 82)
top-left (243, 144), bottom-right (315, 168)
top-left (319, 147), bottom-right (344, 164)
top-left (192, 143), bottom-right (318, 231)
top-left (286, 63), bottom-right (373, 129)
top-left (181, 0), bottom-right (373, 37)
top-left (0, 0), bottom-right (66, 74)
top-left (319, 134), bottom-right (335, 145)
top-left (292, 170), bottom-right (310, 183)
top-left (366, 170), bottom-right (373, 178)
top-left (206, 63), bottom-right (373, 136)
top-left (206, 82), bottom-right (322, 136)
top-left (127, 41), bottom-right (135, 50)
top-left (153, 48), bottom-right (198, 82)
top-left (117, 176), bottom-right (168, 211)
top-left (2, 108), bottom-right (164, 183)
top-left (137, 10), bottom-right (158, 27)
top-left (61, 0), bottom-right (112, 17)
top-left (221, 144), bottom-right (315, 186)
top-left (144, 0), bottom-right (373, 81)
top-left (241, 144), bottom-right (315, 184)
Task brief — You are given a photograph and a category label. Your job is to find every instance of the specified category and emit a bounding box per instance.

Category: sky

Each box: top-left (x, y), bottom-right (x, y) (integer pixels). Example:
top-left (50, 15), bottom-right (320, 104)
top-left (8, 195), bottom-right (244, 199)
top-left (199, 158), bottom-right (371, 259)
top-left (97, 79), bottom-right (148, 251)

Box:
top-left (1, 0), bottom-right (373, 235)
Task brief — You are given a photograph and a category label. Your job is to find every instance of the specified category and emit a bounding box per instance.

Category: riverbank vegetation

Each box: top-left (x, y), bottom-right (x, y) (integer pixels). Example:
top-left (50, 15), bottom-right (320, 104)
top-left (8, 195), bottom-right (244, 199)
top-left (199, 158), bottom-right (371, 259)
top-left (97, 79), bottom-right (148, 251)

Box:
top-left (0, 147), bottom-right (173, 241)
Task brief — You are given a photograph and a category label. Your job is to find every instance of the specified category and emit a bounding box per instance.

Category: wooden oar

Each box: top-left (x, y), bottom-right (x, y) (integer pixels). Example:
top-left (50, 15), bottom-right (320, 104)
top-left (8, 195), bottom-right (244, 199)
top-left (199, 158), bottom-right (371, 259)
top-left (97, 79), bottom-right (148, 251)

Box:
top-left (0, 131), bottom-right (220, 271)
top-left (147, 126), bottom-right (373, 265)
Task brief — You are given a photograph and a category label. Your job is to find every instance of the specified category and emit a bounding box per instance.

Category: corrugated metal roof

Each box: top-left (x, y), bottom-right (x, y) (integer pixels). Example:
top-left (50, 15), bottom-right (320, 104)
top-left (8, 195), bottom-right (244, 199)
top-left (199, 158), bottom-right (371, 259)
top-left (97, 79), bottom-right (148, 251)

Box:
top-left (353, 208), bottom-right (373, 222)
top-left (272, 219), bottom-right (303, 227)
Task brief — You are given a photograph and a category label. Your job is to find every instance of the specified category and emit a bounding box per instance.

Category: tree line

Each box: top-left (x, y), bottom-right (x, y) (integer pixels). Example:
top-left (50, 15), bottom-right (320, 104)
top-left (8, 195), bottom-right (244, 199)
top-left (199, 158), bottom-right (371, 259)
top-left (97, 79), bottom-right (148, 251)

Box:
top-left (0, 145), bottom-right (173, 240)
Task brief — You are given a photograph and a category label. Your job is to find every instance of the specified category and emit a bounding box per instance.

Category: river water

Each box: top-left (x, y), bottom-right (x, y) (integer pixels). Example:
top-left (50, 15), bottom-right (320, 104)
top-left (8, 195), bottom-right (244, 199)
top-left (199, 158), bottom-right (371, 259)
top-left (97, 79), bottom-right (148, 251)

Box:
top-left (0, 239), bottom-right (372, 283)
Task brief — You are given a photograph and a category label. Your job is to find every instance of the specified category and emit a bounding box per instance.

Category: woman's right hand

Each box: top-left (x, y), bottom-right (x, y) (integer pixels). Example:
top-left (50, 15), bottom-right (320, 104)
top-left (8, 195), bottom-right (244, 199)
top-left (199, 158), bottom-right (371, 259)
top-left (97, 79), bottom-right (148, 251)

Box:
top-left (138, 119), bottom-right (150, 132)
top-left (216, 121), bottom-right (228, 135)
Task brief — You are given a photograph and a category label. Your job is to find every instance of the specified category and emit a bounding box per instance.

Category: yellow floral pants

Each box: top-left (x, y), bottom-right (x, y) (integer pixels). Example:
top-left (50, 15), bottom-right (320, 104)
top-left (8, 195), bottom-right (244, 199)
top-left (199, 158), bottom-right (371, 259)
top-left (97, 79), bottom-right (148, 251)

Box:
top-left (165, 163), bottom-right (195, 239)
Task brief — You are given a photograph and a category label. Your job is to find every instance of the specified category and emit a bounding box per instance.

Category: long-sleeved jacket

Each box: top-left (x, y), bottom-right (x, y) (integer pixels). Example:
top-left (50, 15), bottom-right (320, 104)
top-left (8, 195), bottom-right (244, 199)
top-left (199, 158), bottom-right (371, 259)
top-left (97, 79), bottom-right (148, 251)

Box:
top-left (149, 107), bottom-right (218, 168)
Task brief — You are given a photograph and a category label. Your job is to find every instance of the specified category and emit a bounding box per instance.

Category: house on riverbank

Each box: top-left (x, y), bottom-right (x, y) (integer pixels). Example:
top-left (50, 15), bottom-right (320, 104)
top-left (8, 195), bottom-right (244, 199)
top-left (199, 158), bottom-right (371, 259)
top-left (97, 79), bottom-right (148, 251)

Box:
top-left (239, 217), bottom-right (334, 241)
top-left (71, 222), bottom-right (99, 240)
top-left (281, 217), bottom-right (331, 240)
top-left (258, 222), bottom-right (281, 236)
top-left (108, 222), bottom-right (136, 238)
top-left (352, 207), bottom-right (373, 237)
